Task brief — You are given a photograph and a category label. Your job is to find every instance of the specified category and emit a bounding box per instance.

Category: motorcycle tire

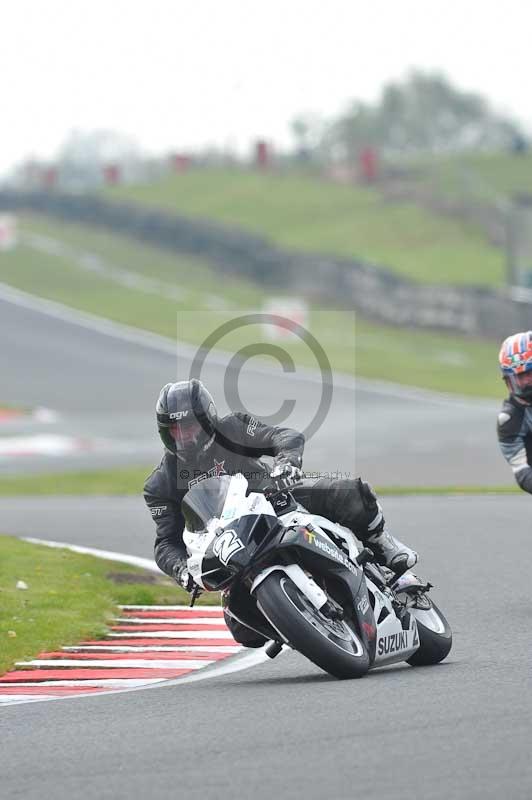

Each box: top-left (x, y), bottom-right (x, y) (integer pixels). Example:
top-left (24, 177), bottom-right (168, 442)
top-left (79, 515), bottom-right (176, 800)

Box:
top-left (407, 600), bottom-right (452, 666)
top-left (255, 571), bottom-right (370, 679)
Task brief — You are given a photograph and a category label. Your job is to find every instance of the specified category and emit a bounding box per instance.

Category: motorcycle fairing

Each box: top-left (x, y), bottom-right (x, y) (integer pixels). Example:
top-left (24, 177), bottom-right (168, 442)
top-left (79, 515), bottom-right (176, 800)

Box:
top-left (186, 512), bottom-right (284, 591)
top-left (272, 524), bottom-right (376, 659)
top-left (183, 475), bottom-right (283, 589)
top-left (279, 509), bottom-right (361, 564)
top-left (365, 576), bottom-right (420, 667)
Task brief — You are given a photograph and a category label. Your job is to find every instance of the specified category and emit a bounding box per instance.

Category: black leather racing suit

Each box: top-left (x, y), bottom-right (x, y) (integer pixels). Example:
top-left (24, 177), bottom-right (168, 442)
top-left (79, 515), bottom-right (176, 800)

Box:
top-left (497, 396), bottom-right (532, 493)
top-left (144, 412), bottom-right (384, 646)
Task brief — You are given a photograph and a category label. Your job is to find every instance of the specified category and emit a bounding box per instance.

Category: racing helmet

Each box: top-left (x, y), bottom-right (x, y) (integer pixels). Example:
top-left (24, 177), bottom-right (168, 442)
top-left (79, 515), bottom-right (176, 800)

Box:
top-left (156, 380), bottom-right (218, 461)
top-left (498, 331), bottom-right (532, 403)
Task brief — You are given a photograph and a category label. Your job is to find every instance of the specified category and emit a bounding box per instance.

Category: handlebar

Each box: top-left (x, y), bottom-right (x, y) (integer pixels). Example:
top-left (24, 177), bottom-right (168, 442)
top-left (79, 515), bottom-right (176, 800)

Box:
top-left (263, 484), bottom-right (298, 515)
top-left (263, 482), bottom-right (285, 500)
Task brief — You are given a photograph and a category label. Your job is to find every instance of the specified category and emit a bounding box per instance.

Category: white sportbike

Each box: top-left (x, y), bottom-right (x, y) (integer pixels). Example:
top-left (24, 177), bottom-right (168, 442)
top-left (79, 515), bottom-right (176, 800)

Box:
top-left (182, 474), bottom-right (452, 679)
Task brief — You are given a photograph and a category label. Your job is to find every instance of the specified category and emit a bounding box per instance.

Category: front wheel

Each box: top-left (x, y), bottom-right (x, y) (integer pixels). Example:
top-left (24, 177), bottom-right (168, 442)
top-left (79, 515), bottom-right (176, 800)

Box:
top-left (255, 571), bottom-right (370, 679)
top-left (407, 600), bottom-right (452, 666)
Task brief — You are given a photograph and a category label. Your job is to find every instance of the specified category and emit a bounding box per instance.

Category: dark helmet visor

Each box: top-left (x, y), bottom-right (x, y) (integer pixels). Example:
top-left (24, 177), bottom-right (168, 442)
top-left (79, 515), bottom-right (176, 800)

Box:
top-left (507, 370), bottom-right (532, 401)
top-left (168, 419), bottom-right (204, 452)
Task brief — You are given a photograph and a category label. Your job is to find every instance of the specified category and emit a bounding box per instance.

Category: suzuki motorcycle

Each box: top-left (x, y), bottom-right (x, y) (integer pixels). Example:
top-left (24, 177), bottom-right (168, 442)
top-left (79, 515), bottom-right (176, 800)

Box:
top-left (182, 473), bottom-right (452, 679)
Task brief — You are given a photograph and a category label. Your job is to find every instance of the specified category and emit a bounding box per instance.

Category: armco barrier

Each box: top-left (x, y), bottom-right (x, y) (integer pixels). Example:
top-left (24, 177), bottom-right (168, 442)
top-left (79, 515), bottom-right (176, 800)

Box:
top-left (0, 189), bottom-right (528, 339)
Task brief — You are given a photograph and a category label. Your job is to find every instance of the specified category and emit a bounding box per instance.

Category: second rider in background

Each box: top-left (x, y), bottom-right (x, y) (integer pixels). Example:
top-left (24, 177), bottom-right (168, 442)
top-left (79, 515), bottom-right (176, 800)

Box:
top-left (497, 331), bottom-right (532, 492)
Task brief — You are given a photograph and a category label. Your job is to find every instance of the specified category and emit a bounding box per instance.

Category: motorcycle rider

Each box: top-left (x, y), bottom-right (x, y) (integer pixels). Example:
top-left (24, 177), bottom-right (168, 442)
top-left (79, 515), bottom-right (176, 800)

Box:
top-left (144, 379), bottom-right (418, 646)
top-left (497, 331), bottom-right (532, 492)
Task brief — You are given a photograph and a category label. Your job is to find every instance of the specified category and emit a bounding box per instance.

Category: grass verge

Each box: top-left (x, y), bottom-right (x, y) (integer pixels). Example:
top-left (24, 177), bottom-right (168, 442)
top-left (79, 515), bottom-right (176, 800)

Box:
top-left (0, 466), bottom-right (153, 496)
top-left (0, 214), bottom-right (503, 398)
top-left (0, 466), bottom-right (518, 497)
top-left (375, 484), bottom-right (519, 495)
top-left (0, 535), bottom-right (219, 675)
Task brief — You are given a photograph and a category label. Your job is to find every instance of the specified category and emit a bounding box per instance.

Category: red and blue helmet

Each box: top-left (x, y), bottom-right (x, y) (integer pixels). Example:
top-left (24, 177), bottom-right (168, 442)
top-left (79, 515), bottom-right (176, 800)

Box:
top-left (499, 331), bottom-right (532, 401)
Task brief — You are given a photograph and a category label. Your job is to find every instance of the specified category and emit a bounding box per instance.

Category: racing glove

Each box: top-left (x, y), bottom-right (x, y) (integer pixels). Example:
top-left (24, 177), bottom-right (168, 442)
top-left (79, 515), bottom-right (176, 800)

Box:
top-left (270, 462), bottom-right (303, 491)
top-left (173, 563), bottom-right (201, 595)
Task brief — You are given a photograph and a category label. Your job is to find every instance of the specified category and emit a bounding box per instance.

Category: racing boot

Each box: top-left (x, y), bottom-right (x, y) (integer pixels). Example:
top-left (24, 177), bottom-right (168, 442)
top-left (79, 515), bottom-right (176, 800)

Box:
top-left (353, 481), bottom-right (418, 575)
top-left (365, 527), bottom-right (418, 575)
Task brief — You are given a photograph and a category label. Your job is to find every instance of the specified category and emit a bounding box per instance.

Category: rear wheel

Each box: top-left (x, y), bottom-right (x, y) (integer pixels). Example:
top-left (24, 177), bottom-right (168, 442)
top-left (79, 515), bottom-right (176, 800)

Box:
top-left (407, 599), bottom-right (452, 666)
top-left (255, 571), bottom-right (370, 679)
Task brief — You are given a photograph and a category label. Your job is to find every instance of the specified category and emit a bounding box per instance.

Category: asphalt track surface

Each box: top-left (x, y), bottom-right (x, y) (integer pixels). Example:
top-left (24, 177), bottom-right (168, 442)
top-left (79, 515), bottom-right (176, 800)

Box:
top-left (0, 287), bottom-right (510, 485)
top-left (2, 284), bottom-right (529, 798)
top-left (2, 495), bottom-right (531, 799)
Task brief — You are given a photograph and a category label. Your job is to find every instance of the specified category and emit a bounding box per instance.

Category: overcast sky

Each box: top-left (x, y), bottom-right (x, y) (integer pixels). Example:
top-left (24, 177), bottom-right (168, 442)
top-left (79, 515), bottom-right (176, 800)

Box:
top-left (1, 0), bottom-right (531, 175)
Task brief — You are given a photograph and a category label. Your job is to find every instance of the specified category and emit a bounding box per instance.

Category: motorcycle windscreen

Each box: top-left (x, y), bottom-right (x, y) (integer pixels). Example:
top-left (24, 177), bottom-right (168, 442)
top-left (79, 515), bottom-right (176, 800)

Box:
top-left (181, 475), bottom-right (234, 532)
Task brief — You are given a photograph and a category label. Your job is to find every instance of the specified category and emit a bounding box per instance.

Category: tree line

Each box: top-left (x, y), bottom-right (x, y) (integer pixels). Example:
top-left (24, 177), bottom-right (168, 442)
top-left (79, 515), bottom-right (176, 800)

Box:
top-left (292, 71), bottom-right (528, 160)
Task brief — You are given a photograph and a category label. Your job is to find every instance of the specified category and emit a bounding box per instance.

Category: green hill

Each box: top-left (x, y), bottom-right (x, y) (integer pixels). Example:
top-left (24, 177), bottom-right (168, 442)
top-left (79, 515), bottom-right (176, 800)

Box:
top-left (105, 168), bottom-right (504, 287)
top-left (403, 152), bottom-right (532, 202)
